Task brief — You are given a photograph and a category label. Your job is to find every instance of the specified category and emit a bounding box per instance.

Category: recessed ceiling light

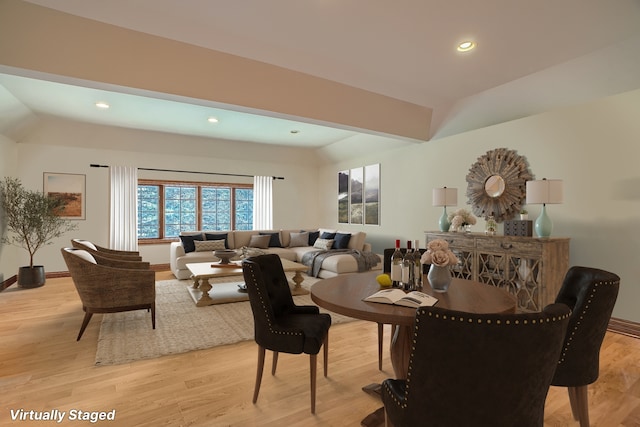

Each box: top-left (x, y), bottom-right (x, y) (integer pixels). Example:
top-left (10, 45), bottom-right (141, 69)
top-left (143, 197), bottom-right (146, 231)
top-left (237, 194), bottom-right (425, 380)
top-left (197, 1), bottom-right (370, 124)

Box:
top-left (207, 117), bottom-right (219, 123)
top-left (290, 130), bottom-right (300, 134)
top-left (457, 41), bottom-right (476, 52)
top-left (95, 101), bottom-right (110, 109)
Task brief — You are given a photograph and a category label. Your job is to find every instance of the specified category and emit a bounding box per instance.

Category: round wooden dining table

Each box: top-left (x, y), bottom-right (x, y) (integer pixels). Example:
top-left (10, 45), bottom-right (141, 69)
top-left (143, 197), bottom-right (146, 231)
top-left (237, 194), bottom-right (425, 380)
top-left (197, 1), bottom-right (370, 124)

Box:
top-left (311, 270), bottom-right (517, 379)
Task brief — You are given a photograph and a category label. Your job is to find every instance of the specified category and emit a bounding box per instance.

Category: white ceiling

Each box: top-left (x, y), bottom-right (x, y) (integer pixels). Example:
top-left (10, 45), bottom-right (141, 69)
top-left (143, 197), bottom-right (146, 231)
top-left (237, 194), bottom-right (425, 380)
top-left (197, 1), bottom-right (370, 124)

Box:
top-left (2, 0), bottom-right (640, 147)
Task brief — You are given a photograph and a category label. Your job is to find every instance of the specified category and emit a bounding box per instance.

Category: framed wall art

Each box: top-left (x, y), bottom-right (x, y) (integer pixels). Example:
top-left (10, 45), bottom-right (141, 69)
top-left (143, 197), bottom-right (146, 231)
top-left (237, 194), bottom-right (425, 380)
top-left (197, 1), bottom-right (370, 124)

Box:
top-left (337, 163), bottom-right (380, 226)
top-left (43, 172), bottom-right (86, 220)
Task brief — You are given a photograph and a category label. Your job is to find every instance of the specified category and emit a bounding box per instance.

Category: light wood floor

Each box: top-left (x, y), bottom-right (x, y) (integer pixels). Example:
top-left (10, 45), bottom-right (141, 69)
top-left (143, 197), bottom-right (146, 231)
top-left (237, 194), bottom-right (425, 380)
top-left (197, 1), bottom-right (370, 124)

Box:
top-left (1, 272), bottom-right (639, 426)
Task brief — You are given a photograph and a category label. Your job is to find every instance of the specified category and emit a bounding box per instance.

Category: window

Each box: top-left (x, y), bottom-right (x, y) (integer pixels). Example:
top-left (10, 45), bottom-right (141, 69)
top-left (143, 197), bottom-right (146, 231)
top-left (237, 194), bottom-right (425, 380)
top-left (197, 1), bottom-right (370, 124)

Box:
top-left (137, 180), bottom-right (253, 241)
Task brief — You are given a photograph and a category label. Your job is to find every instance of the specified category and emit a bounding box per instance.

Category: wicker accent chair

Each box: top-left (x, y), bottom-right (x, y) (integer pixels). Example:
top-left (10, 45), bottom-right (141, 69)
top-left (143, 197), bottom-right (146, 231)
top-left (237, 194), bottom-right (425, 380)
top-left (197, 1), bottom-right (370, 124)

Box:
top-left (551, 266), bottom-right (620, 427)
top-left (61, 248), bottom-right (156, 341)
top-left (71, 239), bottom-right (142, 261)
top-left (242, 254), bottom-right (331, 414)
top-left (382, 303), bottom-right (571, 427)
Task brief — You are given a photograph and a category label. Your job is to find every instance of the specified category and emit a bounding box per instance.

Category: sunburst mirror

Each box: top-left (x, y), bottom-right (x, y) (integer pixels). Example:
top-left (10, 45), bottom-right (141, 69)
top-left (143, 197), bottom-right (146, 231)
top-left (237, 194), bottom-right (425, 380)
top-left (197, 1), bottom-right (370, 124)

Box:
top-left (466, 148), bottom-right (533, 222)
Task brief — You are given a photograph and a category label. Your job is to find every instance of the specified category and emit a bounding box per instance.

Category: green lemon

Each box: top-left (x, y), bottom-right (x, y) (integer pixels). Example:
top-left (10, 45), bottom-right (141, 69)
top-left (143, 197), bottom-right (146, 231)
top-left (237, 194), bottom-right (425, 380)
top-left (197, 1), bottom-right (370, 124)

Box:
top-left (376, 274), bottom-right (392, 288)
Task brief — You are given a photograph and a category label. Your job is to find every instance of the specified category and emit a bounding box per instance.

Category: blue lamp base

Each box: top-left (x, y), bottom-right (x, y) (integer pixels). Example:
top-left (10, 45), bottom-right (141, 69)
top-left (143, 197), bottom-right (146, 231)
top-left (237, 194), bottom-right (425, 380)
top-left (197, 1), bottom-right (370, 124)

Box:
top-left (439, 207), bottom-right (450, 232)
top-left (535, 204), bottom-right (553, 237)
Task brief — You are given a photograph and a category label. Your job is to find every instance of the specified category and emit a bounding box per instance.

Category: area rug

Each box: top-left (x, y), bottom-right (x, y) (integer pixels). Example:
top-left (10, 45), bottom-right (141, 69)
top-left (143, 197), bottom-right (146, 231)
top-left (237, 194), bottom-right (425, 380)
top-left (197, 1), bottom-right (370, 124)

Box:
top-left (95, 274), bottom-right (354, 366)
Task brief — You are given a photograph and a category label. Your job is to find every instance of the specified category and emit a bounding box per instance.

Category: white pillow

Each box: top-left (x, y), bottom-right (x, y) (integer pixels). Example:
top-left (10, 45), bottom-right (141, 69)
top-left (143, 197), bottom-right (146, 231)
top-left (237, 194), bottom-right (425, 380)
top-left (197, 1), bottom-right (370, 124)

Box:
top-left (76, 240), bottom-right (97, 251)
top-left (289, 232), bottom-right (309, 248)
top-left (70, 249), bottom-right (97, 264)
top-left (194, 240), bottom-right (226, 251)
top-left (313, 238), bottom-right (334, 250)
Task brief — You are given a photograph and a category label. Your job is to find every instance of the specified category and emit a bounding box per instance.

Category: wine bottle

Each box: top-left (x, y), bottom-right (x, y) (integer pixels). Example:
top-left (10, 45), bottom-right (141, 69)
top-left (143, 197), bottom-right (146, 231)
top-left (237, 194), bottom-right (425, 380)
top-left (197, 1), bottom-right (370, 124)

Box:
top-left (390, 239), bottom-right (403, 287)
top-left (413, 239), bottom-right (423, 290)
top-left (402, 240), bottom-right (414, 291)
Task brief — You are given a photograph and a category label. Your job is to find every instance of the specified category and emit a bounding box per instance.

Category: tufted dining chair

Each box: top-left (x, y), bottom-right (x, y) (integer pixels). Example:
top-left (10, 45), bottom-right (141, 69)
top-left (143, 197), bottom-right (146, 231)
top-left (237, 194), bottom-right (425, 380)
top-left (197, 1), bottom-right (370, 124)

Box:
top-left (61, 247), bottom-right (156, 341)
top-left (242, 254), bottom-right (331, 414)
top-left (71, 239), bottom-right (142, 261)
top-left (551, 266), bottom-right (620, 427)
top-left (382, 303), bottom-right (571, 427)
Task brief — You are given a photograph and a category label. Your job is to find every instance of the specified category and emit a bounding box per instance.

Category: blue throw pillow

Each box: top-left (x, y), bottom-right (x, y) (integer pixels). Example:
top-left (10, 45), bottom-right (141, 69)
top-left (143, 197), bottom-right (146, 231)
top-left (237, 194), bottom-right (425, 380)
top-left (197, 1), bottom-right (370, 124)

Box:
top-left (180, 234), bottom-right (204, 253)
top-left (320, 231), bottom-right (336, 239)
top-left (334, 233), bottom-right (352, 249)
top-left (260, 232), bottom-right (282, 248)
top-left (205, 233), bottom-right (228, 249)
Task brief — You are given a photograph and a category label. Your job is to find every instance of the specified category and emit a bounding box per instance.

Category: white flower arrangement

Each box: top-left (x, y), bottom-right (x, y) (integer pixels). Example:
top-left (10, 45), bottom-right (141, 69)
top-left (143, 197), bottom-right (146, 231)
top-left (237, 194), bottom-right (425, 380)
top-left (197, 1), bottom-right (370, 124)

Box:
top-left (448, 208), bottom-right (477, 229)
top-left (420, 239), bottom-right (459, 267)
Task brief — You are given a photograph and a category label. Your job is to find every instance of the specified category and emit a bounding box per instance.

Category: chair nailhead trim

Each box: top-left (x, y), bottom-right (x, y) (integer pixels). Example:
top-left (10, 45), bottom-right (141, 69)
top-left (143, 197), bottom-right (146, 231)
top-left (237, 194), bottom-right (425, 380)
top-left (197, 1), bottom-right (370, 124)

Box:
top-left (557, 279), bottom-right (619, 365)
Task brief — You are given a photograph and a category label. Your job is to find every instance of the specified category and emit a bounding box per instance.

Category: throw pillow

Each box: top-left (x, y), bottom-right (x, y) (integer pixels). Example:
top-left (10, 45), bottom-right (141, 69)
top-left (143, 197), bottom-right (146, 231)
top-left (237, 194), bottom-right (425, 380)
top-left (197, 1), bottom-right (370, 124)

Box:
top-left (289, 231), bottom-right (309, 248)
top-left (205, 233), bottom-right (228, 249)
top-left (313, 238), bottom-right (334, 250)
top-left (260, 232), bottom-right (282, 247)
top-left (194, 240), bottom-right (226, 252)
top-left (320, 231), bottom-right (337, 239)
top-left (334, 233), bottom-right (351, 249)
top-left (71, 249), bottom-right (97, 264)
top-left (248, 234), bottom-right (271, 249)
top-left (180, 234), bottom-right (204, 253)
top-left (307, 230), bottom-right (320, 246)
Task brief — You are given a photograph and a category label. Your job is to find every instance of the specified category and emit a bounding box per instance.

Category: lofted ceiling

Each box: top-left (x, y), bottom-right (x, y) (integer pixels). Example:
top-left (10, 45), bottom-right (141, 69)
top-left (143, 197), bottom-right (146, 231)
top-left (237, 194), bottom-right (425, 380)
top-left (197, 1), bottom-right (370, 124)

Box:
top-left (1, 0), bottom-right (640, 147)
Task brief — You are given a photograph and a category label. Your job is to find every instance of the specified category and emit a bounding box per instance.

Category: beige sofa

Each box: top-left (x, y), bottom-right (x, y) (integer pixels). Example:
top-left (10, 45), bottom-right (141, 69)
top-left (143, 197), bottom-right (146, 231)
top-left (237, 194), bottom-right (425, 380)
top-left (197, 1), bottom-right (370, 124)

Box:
top-left (169, 228), bottom-right (380, 280)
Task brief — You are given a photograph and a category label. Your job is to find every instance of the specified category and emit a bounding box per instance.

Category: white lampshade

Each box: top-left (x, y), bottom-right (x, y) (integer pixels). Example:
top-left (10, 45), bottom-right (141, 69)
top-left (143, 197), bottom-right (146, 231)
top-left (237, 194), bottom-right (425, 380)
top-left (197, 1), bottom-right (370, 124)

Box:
top-left (526, 179), bottom-right (564, 205)
top-left (432, 187), bottom-right (458, 207)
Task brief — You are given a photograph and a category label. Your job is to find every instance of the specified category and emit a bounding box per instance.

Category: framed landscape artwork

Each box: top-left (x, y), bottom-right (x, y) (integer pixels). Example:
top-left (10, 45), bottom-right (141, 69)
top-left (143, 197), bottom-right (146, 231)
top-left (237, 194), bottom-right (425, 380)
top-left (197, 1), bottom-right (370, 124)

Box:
top-left (337, 164), bottom-right (379, 225)
top-left (43, 172), bottom-right (86, 220)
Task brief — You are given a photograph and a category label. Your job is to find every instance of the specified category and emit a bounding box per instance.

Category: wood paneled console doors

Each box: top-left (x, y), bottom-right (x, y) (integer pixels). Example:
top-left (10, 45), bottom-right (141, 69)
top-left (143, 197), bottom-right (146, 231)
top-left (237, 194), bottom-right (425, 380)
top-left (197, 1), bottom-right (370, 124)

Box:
top-left (425, 232), bottom-right (570, 312)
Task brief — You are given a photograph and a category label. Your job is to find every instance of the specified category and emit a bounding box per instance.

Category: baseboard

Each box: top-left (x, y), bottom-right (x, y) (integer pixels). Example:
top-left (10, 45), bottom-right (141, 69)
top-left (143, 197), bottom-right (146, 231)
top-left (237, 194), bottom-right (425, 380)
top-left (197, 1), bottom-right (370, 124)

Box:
top-left (1, 274), bottom-right (17, 290)
top-left (608, 317), bottom-right (640, 339)
top-left (0, 263), bottom-right (171, 291)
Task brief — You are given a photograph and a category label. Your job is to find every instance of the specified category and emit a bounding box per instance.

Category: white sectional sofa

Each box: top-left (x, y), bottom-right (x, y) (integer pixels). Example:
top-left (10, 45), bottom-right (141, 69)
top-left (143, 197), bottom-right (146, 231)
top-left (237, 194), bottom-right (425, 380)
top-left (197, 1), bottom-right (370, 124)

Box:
top-left (169, 228), bottom-right (381, 280)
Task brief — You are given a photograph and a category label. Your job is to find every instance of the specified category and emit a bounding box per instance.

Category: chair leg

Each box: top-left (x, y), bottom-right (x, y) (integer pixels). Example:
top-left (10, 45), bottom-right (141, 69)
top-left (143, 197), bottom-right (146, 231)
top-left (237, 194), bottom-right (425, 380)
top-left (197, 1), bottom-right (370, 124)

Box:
top-left (568, 385), bottom-right (590, 427)
top-left (150, 303), bottom-right (156, 329)
top-left (271, 351), bottom-right (279, 375)
top-left (253, 346), bottom-right (266, 404)
top-left (76, 312), bottom-right (93, 341)
top-left (310, 353), bottom-right (317, 414)
top-left (378, 323), bottom-right (384, 370)
top-left (323, 331), bottom-right (329, 377)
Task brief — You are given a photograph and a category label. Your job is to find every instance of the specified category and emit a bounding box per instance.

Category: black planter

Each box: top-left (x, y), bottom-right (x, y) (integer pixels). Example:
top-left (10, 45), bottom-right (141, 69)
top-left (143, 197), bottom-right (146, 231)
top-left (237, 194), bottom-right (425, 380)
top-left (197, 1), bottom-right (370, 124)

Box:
top-left (18, 266), bottom-right (46, 288)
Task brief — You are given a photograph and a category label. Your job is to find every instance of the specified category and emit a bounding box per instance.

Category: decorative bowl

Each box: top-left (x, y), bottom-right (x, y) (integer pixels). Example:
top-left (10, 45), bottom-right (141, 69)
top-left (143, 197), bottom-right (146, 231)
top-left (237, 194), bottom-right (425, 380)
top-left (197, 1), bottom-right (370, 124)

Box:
top-left (214, 249), bottom-right (237, 264)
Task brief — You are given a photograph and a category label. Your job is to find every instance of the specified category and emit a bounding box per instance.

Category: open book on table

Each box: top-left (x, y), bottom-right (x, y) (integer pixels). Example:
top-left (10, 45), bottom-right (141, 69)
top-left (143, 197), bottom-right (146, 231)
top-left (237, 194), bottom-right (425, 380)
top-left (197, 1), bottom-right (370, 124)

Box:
top-left (364, 288), bottom-right (438, 308)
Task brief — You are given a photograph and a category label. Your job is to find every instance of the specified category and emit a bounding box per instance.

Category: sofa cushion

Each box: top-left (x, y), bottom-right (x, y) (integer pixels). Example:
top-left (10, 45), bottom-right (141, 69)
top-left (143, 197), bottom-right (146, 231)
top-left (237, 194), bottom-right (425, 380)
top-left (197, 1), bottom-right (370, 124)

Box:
top-left (314, 238), bottom-right (334, 250)
top-left (249, 234), bottom-right (271, 249)
top-left (180, 234), bottom-right (204, 253)
top-left (337, 230), bottom-right (367, 251)
top-left (289, 231), bottom-right (309, 248)
top-left (333, 233), bottom-right (351, 249)
top-left (260, 231), bottom-right (283, 247)
top-left (194, 240), bottom-right (226, 252)
top-left (205, 232), bottom-right (229, 249)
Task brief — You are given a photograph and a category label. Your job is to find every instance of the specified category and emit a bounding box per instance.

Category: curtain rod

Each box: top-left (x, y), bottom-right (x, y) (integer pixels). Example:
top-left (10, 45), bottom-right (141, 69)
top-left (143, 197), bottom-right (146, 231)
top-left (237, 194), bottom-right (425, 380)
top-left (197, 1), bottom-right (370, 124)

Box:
top-left (90, 164), bottom-right (284, 180)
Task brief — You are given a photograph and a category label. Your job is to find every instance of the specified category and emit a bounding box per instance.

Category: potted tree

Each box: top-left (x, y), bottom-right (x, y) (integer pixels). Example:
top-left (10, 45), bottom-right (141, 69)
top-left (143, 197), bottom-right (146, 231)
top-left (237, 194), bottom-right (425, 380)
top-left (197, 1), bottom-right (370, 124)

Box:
top-left (0, 177), bottom-right (77, 288)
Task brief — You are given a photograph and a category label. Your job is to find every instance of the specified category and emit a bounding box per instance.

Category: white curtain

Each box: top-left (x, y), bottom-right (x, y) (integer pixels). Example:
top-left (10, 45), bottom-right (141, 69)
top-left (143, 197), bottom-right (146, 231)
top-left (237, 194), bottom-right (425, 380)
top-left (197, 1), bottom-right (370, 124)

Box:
top-left (109, 166), bottom-right (138, 250)
top-left (253, 176), bottom-right (273, 229)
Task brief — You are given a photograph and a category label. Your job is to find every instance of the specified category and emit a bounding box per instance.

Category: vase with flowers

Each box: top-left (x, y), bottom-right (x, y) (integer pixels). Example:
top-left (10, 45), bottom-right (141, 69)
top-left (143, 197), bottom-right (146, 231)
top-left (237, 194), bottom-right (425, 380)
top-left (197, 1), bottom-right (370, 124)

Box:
top-left (420, 239), bottom-right (459, 292)
top-left (448, 208), bottom-right (477, 233)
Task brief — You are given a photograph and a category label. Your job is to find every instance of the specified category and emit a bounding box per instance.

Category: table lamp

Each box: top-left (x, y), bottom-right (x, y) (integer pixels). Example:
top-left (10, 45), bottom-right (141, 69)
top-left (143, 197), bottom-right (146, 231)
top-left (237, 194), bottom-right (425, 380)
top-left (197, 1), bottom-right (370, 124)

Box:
top-left (432, 187), bottom-right (457, 232)
top-left (526, 179), bottom-right (563, 237)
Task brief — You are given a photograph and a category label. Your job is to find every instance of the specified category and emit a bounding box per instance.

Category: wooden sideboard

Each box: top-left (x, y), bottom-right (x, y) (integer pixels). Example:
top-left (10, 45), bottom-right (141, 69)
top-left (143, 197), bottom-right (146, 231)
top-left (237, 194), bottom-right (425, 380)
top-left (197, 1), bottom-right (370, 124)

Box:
top-left (425, 232), bottom-right (570, 312)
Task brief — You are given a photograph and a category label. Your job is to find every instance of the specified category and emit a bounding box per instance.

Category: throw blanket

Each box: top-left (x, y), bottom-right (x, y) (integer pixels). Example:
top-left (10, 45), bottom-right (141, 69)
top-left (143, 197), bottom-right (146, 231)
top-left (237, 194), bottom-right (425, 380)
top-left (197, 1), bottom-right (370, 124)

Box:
top-left (301, 249), bottom-right (380, 277)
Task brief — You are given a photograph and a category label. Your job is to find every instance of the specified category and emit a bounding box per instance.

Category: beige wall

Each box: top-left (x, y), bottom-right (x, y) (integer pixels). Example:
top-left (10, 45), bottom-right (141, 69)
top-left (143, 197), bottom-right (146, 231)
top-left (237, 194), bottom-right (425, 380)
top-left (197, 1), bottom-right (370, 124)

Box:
top-left (318, 88), bottom-right (640, 323)
top-left (0, 135), bottom-right (18, 278)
